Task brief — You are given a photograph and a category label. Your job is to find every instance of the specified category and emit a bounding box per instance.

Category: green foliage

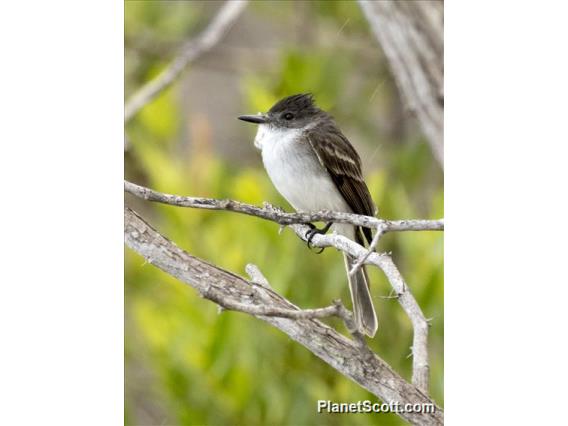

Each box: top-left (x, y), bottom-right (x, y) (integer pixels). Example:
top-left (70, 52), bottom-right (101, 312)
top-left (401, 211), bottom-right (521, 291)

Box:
top-left (126, 2), bottom-right (443, 425)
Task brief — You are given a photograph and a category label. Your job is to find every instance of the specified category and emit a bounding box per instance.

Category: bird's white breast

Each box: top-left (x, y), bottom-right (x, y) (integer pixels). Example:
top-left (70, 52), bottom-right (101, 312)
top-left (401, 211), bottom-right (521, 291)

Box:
top-left (254, 124), bottom-right (351, 216)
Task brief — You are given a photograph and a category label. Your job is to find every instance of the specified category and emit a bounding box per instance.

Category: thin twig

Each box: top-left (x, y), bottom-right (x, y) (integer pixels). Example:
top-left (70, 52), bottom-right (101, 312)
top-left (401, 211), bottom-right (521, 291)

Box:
top-left (349, 224), bottom-right (385, 277)
top-left (124, 180), bottom-right (444, 233)
top-left (245, 263), bottom-right (272, 288)
top-left (205, 284), bottom-right (352, 322)
top-left (124, 1), bottom-right (248, 122)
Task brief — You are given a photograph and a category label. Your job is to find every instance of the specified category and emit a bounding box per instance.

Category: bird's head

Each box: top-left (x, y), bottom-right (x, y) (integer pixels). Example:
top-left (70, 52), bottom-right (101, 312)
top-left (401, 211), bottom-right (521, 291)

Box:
top-left (238, 93), bottom-right (324, 129)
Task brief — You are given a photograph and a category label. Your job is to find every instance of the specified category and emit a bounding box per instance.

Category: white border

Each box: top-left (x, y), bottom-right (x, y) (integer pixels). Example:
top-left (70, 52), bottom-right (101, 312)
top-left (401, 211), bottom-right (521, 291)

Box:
top-left (0, 1), bottom-right (123, 424)
top-left (1, 1), bottom-right (568, 424)
top-left (446, 1), bottom-right (568, 424)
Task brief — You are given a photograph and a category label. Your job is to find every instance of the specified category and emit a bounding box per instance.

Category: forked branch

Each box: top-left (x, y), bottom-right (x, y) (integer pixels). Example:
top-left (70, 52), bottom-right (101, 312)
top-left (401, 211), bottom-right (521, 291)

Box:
top-left (124, 207), bottom-right (443, 425)
top-left (124, 181), bottom-right (441, 394)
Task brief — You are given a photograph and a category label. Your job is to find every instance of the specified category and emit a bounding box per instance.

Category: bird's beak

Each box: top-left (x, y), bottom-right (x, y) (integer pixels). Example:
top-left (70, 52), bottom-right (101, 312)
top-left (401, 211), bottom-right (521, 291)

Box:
top-left (238, 114), bottom-right (268, 124)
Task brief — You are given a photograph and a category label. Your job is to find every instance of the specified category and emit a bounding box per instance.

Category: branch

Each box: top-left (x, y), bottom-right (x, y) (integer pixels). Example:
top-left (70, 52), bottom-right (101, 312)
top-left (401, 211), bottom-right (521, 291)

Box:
top-left (124, 180), bottom-right (441, 393)
top-left (210, 291), bottom-right (354, 323)
top-left (124, 180), bottom-right (443, 233)
top-left (358, 0), bottom-right (444, 167)
top-left (124, 1), bottom-right (248, 122)
top-left (209, 265), bottom-right (356, 330)
top-left (124, 206), bottom-right (443, 425)
top-left (349, 223), bottom-right (385, 278)
top-left (287, 223), bottom-right (431, 393)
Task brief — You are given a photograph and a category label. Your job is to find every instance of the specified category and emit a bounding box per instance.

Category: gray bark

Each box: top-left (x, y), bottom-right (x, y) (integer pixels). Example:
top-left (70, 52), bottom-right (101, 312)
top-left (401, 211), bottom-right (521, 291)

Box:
top-left (359, 0), bottom-right (444, 167)
top-left (125, 180), bottom-right (443, 233)
top-left (125, 179), bottom-right (442, 395)
top-left (125, 207), bottom-right (444, 425)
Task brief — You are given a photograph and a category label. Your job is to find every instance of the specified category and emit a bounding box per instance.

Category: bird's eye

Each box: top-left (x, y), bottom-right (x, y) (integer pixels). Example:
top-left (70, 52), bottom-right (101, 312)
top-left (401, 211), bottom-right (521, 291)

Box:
top-left (283, 113), bottom-right (294, 120)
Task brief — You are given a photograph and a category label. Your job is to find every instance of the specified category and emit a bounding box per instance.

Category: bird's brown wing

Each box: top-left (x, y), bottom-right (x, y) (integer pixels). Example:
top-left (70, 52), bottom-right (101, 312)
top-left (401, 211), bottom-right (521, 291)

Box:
top-left (306, 125), bottom-right (376, 244)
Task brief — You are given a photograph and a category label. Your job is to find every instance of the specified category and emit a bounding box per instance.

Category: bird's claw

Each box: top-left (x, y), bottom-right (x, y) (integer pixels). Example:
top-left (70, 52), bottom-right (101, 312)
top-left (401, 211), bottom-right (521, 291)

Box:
top-left (304, 223), bottom-right (332, 254)
top-left (305, 228), bottom-right (325, 253)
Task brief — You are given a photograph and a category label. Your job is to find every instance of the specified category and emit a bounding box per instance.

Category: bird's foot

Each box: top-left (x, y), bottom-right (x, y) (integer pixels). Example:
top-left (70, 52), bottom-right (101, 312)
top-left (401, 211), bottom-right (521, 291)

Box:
top-left (304, 222), bottom-right (333, 254)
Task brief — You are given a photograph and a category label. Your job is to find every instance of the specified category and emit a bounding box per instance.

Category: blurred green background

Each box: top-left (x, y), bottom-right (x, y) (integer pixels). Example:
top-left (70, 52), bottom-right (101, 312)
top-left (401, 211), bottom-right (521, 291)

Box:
top-left (125, 1), bottom-right (443, 425)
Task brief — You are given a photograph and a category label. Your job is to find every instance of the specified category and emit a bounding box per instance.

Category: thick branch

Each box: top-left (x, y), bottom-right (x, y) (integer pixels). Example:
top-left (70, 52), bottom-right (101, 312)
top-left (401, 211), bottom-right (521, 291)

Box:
top-left (358, 0), bottom-right (444, 167)
top-left (124, 1), bottom-right (248, 122)
top-left (124, 207), bottom-right (443, 425)
top-left (124, 180), bottom-right (444, 233)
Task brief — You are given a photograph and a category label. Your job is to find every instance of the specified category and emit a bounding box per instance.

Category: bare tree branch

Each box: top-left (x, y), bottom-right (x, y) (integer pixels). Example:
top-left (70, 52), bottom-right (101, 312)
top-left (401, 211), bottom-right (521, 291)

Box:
top-left (208, 289), bottom-right (354, 322)
top-left (349, 223), bottom-right (385, 278)
top-left (124, 206), bottom-right (443, 425)
top-left (124, 0), bottom-right (248, 122)
top-left (240, 266), bottom-right (357, 329)
top-left (287, 223), bottom-right (431, 393)
top-left (358, 0), bottom-right (444, 167)
top-left (124, 180), bottom-right (444, 233)
top-left (124, 180), bottom-right (441, 394)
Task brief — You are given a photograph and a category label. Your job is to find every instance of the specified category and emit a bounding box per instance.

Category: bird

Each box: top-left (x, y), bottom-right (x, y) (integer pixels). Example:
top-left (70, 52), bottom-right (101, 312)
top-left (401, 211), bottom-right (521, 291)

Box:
top-left (238, 93), bottom-right (378, 337)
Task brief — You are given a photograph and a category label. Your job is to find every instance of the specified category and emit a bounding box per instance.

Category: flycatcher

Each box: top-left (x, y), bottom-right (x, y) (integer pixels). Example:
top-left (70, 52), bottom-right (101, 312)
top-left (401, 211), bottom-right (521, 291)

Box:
top-left (238, 93), bottom-right (378, 337)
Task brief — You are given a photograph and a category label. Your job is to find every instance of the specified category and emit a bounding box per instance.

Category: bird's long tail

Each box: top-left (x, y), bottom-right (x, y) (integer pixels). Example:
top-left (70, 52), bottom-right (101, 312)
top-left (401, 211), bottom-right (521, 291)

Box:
top-left (344, 253), bottom-right (378, 337)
